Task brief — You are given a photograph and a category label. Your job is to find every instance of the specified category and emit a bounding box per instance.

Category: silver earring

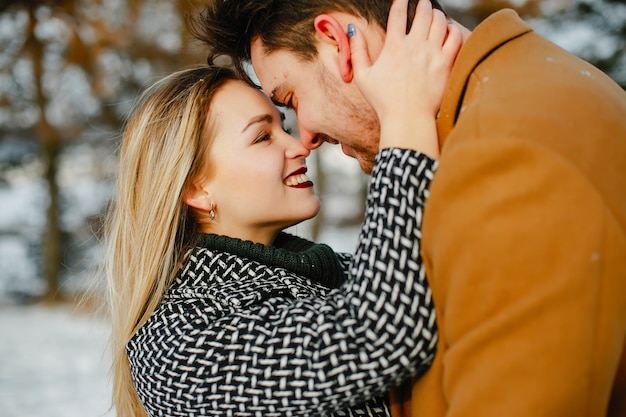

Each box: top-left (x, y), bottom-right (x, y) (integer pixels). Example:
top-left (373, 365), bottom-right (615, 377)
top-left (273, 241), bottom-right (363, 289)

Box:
top-left (209, 204), bottom-right (215, 220)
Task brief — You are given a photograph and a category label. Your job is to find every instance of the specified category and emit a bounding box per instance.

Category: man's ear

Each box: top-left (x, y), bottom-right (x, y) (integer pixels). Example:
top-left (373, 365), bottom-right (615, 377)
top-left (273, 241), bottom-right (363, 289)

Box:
top-left (182, 182), bottom-right (213, 211)
top-left (314, 14), bottom-right (353, 83)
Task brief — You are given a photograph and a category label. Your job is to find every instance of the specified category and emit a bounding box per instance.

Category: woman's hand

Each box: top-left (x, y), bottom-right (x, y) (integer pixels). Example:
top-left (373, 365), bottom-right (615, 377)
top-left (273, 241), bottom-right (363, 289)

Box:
top-left (349, 0), bottom-right (462, 159)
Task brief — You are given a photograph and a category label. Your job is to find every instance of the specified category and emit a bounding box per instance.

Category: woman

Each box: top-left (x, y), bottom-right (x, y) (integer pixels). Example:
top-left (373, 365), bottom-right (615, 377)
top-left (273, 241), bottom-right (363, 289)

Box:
top-left (105, 2), bottom-right (460, 416)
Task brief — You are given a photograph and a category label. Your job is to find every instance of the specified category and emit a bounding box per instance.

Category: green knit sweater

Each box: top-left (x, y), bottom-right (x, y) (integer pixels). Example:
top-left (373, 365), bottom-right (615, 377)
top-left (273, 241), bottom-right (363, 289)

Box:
top-left (197, 231), bottom-right (348, 289)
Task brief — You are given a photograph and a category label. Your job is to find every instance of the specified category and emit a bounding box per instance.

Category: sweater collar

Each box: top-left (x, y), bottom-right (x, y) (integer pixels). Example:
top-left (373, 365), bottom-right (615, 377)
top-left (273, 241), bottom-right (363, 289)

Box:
top-left (196, 232), bottom-right (346, 288)
top-left (437, 9), bottom-right (533, 145)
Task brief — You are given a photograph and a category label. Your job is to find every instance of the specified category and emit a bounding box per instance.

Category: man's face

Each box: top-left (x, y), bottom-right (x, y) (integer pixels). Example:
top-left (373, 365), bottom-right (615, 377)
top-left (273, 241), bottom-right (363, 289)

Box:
top-left (250, 38), bottom-right (380, 174)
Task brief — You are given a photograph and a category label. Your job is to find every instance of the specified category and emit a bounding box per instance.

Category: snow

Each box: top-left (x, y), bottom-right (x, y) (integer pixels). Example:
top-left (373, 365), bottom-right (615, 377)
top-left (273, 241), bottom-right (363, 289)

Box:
top-left (0, 304), bottom-right (114, 417)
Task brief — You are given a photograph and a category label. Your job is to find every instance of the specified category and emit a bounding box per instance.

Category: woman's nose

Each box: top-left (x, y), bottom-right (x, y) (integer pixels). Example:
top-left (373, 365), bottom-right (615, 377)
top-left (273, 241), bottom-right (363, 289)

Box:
top-left (284, 133), bottom-right (311, 159)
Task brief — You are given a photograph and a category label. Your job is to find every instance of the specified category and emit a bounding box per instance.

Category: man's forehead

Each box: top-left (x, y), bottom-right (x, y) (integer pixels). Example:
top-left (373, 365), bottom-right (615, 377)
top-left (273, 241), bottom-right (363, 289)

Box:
top-left (250, 67), bottom-right (283, 99)
top-left (250, 47), bottom-right (288, 98)
top-left (250, 39), bottom-right (277, 88)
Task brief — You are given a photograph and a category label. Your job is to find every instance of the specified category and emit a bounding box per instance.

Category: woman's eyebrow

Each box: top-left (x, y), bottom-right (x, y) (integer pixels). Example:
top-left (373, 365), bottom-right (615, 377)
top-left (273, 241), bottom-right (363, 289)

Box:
top-left (241, 114), bottom-right (273, 133)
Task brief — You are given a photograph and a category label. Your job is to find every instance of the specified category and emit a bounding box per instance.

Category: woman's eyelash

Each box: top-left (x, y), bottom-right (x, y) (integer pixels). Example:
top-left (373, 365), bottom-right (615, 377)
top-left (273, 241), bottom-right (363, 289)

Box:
top-left (254, 126), bottom-right (291, 144)
top-left (254, 133), bottom-right (271, 143)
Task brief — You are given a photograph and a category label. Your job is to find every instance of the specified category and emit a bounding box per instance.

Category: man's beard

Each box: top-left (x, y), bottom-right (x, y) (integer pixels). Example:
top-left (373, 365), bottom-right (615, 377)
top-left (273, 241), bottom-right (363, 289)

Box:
top-left (316, 65), bottom-right (380, 174)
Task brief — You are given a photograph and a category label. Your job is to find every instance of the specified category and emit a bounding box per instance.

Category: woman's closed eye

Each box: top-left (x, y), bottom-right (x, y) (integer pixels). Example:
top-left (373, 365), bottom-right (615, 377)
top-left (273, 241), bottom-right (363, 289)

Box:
top-left (253, 125), bottom-right (292, 144)
top-left (254, 132), bottom-right (271, 144)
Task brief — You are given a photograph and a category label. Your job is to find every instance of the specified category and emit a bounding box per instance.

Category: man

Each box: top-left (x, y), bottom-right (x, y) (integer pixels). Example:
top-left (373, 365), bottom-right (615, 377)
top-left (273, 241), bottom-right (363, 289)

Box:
top-left (193, 0), bottom-right (626, 416)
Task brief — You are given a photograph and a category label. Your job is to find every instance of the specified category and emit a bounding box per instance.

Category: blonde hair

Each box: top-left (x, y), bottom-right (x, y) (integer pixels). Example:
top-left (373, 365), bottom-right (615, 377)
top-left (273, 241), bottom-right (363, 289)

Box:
top-left (105, 65), bottom-right (239, 417)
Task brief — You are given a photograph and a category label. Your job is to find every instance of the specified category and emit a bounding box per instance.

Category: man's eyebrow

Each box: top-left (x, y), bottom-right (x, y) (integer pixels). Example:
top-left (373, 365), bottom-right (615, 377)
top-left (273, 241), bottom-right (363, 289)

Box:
top-left (242, 114), bottom-right (273, 133)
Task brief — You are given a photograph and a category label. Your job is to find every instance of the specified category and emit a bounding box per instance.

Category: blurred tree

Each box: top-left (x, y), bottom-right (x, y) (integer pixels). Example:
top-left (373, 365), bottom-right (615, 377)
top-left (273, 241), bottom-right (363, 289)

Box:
top-left (446, 0), bottom-right (626, 89)
top-left (446, 0), bottom-right (544, 23)
top-left (0, 0), bottom-right (203, 302)
top-left (529, 0), bottom-right (626, 89)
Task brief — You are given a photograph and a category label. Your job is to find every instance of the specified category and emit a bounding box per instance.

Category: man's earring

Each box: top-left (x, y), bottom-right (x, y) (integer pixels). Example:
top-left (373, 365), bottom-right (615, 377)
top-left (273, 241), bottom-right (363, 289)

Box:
top-left (209, 204), bottom-right (216, 221)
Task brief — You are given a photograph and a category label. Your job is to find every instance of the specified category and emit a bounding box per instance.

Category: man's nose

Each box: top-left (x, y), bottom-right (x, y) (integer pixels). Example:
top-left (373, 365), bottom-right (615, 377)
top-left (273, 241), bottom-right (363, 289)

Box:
top-left (297, 120), bottom-right (323, 150)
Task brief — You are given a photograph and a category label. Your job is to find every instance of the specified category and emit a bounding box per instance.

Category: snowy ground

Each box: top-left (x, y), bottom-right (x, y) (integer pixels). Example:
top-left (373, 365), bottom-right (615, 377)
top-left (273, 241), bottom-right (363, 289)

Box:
top-left (0, 304), bottom-right (115, 417)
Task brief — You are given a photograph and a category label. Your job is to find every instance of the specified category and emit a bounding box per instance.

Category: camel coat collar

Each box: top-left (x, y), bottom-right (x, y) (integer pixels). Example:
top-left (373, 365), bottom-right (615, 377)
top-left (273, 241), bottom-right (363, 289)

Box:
top-left (437, 9), bottom-right (533, 145)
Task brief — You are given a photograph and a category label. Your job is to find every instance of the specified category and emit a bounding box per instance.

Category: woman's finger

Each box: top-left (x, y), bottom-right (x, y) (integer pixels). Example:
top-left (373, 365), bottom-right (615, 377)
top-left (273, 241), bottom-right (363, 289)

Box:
top-left (442, 23), bottom-right (463, 67)
top-left (426, 9), bottom-right (448, 45)
top-left (348, 24), bottom-right (373, 80)
top-left (387, 0), bottom-right (410, 40)
top-left (408, 0), bottom-right (434, 40)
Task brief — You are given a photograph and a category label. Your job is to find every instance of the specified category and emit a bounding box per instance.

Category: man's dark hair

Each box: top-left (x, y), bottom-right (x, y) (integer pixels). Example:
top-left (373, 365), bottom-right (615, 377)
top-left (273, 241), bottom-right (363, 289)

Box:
top-left (191, 0), bottom-right (446, 81)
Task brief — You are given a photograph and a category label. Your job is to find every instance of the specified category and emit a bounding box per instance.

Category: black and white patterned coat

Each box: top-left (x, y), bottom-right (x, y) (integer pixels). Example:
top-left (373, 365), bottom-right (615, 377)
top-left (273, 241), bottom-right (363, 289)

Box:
top-left (128, 149), bottom-right (438, 417)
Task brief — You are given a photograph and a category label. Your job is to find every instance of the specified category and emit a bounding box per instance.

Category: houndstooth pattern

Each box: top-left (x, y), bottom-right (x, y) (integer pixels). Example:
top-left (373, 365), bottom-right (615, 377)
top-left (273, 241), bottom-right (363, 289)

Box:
top-left (127, 149), bottom-right (438, 417)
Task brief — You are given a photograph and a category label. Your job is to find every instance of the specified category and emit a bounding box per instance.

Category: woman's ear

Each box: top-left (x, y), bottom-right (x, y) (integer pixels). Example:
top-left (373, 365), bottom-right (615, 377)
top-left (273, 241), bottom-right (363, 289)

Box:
top-left (314, 14), bottom-right (353, 83)
top-left (182, 182), bottom-right (213, 211)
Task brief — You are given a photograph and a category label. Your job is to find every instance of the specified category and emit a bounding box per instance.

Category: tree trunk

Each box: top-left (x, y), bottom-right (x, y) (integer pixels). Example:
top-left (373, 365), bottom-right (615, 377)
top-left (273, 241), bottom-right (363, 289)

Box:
top-left (42, 140), bottom-right (62, 302)
top-left (27, 3), bottom-right (64, 302)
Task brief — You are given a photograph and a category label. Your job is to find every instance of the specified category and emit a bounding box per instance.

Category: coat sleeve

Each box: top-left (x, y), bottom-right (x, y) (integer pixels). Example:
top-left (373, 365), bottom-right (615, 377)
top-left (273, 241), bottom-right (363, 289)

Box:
top-left (128, 149), bottom-right (438, 417)
top-left (422, 137), bottom-right (623, 416)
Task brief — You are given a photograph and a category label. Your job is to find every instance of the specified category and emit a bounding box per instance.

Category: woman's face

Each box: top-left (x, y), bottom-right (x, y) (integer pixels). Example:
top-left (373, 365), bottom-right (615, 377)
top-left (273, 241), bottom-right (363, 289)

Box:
top-left (195, 79), bottom-right (320, 244)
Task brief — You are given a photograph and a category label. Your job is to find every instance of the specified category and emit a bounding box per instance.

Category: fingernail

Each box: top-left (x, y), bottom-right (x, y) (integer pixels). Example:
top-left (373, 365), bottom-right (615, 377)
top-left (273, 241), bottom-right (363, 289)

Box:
top-left (347, 24), bottom-right (356, 38)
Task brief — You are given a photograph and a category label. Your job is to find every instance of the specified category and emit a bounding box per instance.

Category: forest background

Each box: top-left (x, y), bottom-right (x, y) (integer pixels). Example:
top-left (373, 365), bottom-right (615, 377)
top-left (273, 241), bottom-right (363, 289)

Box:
top-left (0, 0), bottom-right (625, 416)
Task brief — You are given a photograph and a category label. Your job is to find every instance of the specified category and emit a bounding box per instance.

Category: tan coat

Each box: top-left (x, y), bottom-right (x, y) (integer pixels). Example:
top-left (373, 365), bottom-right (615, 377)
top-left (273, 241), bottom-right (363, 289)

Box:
top-left (391, 9), bottom-right (626, 417)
